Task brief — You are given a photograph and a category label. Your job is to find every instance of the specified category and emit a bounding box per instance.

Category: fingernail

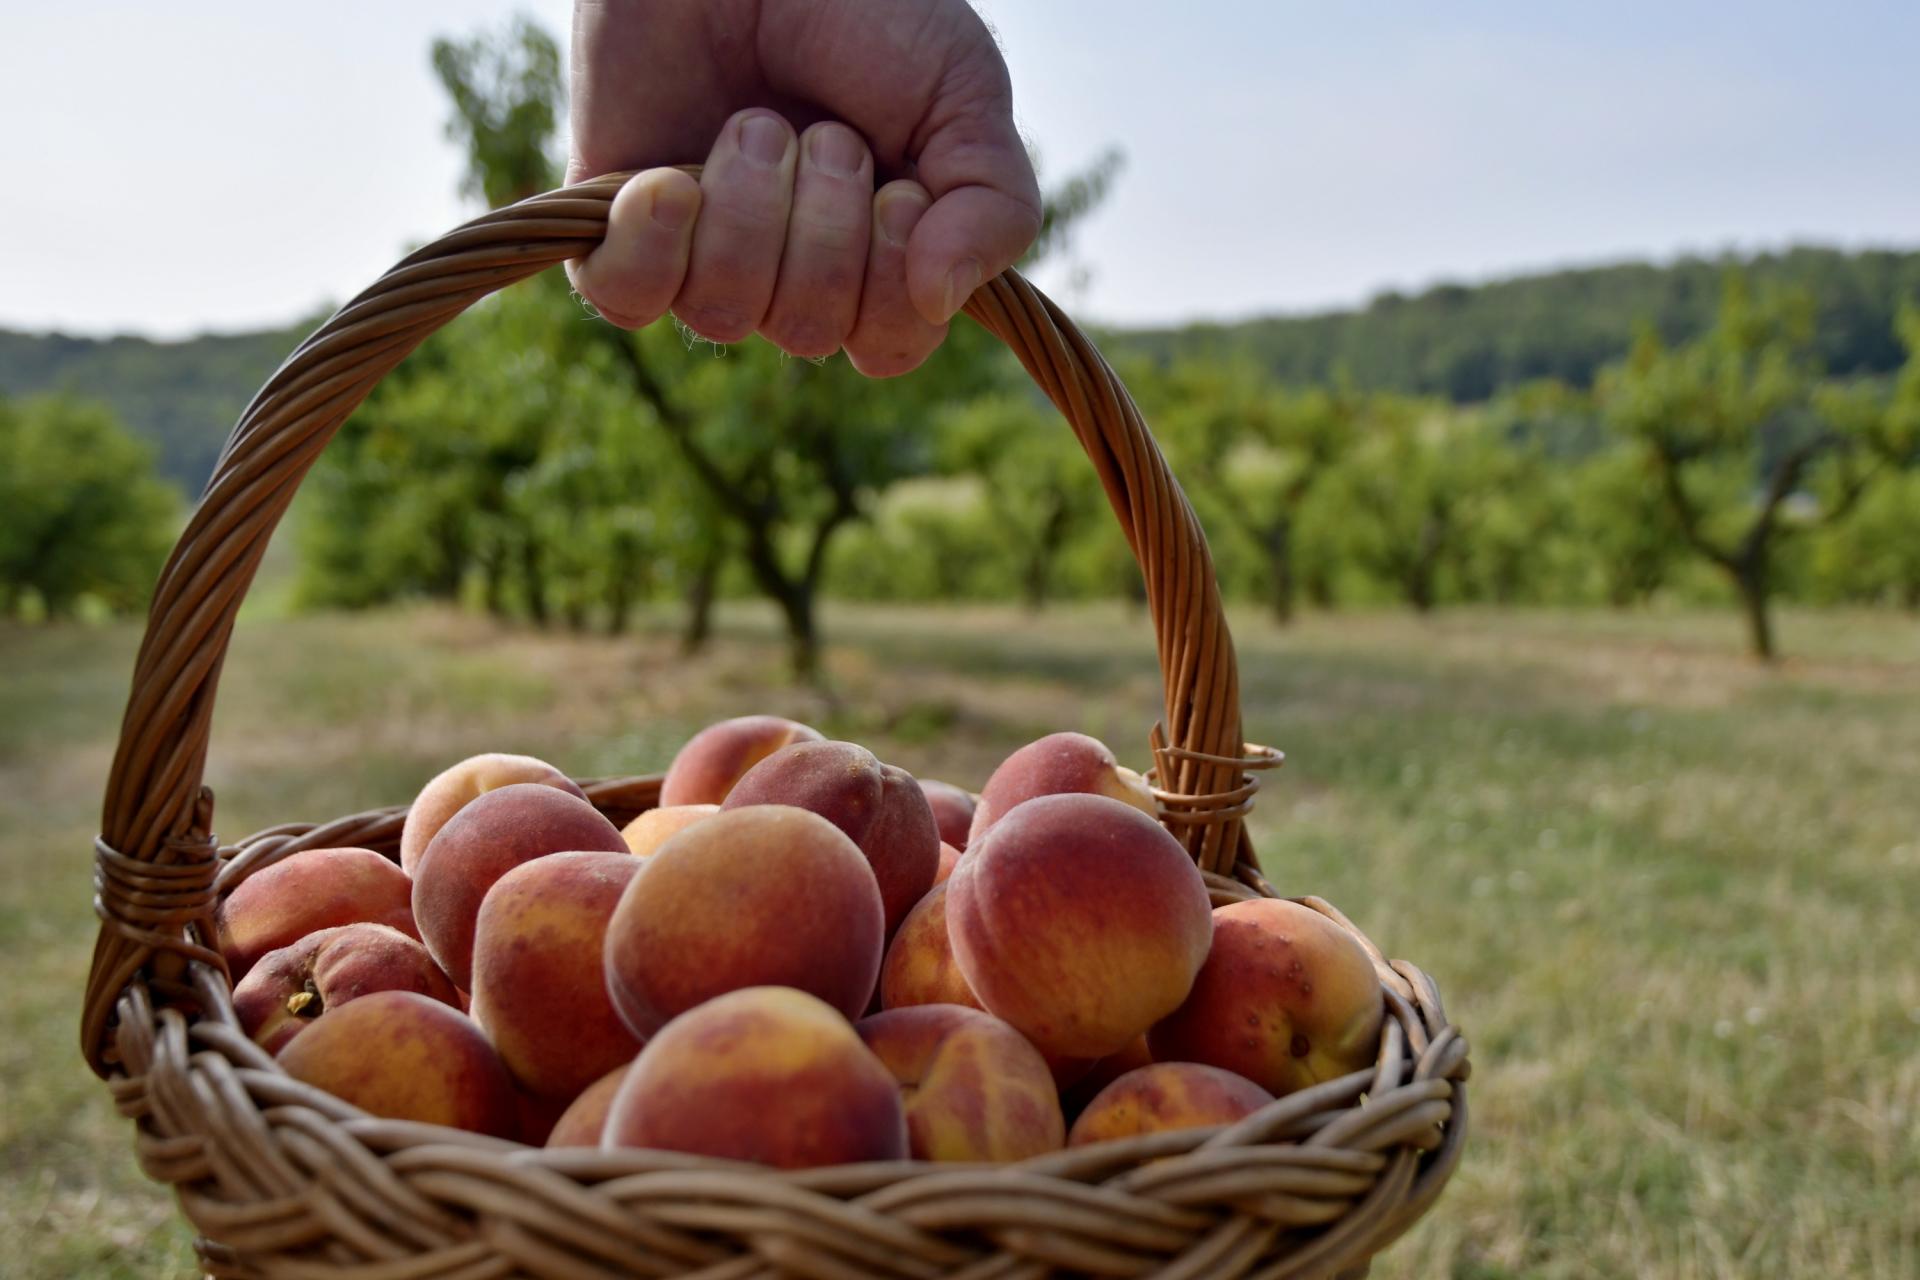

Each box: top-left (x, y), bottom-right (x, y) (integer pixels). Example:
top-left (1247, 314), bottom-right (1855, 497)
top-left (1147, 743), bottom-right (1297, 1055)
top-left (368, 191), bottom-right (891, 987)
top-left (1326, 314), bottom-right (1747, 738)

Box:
top-left (808, 126), bottom-right (865, 177)
top-left (739, 114), bottom-right (790, 166)
top-left (944, 258), bottom-right (983, 316)
top-left (649, 178), bottom-right (696, 231)
top-left (876, 189), bottom-right (926, 247)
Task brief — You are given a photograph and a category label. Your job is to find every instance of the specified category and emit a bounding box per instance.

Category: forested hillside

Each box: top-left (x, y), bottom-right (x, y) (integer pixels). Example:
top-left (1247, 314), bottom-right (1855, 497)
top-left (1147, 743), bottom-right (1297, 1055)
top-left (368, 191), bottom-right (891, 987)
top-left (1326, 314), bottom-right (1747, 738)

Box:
top-left (0, 324), bottom-right (302, 491)
top-left (3, 246), bottom-right (1917, 494)
top-left (1112, 246), bottom-right (1920, 401)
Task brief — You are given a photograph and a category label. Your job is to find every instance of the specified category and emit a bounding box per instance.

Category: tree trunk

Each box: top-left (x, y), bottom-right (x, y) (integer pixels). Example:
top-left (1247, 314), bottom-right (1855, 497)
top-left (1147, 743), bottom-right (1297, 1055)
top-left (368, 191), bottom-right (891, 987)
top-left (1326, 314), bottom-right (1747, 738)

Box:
top-left (603, 538), bottom-right (647, 637)
top-left (519, 536), bottom-right (549, 628)
top-left (1305, 564), bottom-right (1334, 609)
top-left (1406, 513), bottom-right (1445, 614)
top-left (1406, 567), bottom-right (1436, 614)
top-left (681, 543), bottom-right (722, 654)
top-left (481, 547), bottom-right (510, 620)
top-left (1266, 521), bottom-right (1295, 625)
top-left (1023, 496), bottom-right (1070, 613)
top-left (773, 582), bottom-right (820, 682)
top-left (1902, 575), bottom-right (1920, 614)
top-left (1735, 563), bottom-right (1775, 661)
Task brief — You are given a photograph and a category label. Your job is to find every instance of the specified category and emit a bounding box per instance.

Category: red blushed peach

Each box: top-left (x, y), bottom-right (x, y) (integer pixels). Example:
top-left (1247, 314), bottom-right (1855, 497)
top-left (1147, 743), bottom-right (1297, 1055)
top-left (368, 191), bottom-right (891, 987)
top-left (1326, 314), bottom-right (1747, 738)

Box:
top-left (919, 780), bottom-right (977, 851)
top-left (932, 842), bottom-right (962, 886)
top-left (546, 1065), bottom-right (630, 1148)
top-left (470, 852), bottom-right (646, 1099)
top-left (602, 806), bottom-right (885, 1037)
top-left (879, 883), bottom-right (981, 1013)
top-left (399, 753), bottom-right (584, 875)
top-left (604, 987), bottom-right (906, 1169)
top-left (232, 923), bottom-right (459, 1056)
top-left (620, 804), bottom-right (718, 857)
top-left (857, 1005), bottom-right (1064, 1162)
top-left (411, 783), bottom-right (627, 988)
top-left (276, 991), bottom-right (518, 1137)
top-left (722, 741), bottom-right (939, 935)
top-left (1149, 898), bottom-right (1385, 1097)
top-left (967, 731), bottom-right (1158, 846)
top-left (216, 847), bottom-right (416, 981)
top-left (658, 716), bottom-right (823, 806)
top-left (1067, 1063), bottom-right (1274, 1146)
top-left (948, 793), bottom-right (1213, 1059)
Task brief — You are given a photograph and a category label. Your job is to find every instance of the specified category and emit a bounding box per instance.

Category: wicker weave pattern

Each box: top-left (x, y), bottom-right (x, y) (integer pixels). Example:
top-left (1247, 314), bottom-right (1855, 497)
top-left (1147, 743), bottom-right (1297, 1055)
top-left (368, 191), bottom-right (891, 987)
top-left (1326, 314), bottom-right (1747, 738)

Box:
top-left (84, 175), bottom-right (1468, 1278)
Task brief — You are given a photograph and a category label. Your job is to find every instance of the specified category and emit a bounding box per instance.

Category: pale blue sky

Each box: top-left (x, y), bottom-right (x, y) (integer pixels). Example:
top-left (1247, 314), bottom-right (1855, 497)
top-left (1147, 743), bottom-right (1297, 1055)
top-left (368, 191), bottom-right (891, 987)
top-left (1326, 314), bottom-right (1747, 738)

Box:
top-left (2, 1), bottom-right (1915, 338)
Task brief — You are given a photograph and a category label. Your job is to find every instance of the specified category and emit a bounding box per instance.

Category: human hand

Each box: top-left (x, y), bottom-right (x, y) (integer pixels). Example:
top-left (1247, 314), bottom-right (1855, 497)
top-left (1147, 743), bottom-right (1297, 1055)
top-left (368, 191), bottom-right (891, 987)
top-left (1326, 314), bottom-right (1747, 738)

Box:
top-left (566, 0), bottom-right (1041, 376)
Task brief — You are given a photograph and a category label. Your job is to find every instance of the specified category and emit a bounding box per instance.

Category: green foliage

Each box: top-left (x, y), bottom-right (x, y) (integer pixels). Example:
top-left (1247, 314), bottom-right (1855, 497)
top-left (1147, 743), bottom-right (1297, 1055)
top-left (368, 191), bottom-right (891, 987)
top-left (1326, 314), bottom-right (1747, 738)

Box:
top-left (1562, 448), bottom-right (1688, 607)
top-left (431, 15), bottom-right (563, 208)
top-left (0, 395), bottom-right (178, 619)
top-left (1302, 401), bottom-right (1514, 611)
top-left (296, 274), bottom-right (693, 632)
top-left (937, 391), bottom-right (1108, 609)
top-left (1810, 471), bottom-right (1920, 607)
top-left (1119, 246), bottom-right (1920, 401)
top-left (0, 325), bottom-right (302, 491)
top-left (1142, 361), bottom-right (1362, 620)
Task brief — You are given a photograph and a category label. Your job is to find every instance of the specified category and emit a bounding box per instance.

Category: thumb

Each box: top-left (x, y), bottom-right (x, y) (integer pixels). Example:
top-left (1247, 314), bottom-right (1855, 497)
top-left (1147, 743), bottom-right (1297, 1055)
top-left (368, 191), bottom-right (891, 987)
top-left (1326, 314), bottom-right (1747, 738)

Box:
top-left (904, 98), bottom-right (1041, 325)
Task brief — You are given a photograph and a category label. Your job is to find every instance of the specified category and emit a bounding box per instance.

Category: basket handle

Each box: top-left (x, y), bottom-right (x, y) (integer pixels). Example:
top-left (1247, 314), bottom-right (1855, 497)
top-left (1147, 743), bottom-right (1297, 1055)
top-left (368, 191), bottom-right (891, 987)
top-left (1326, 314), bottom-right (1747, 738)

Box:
top-left (86, 171), bottom-right (1257, 1066)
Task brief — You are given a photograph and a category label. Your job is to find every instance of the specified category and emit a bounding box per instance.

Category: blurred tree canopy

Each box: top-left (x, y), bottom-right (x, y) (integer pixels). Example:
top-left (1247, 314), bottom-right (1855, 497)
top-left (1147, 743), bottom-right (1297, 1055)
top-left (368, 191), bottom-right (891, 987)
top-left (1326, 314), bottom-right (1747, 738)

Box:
top-left (0, 395), bottom-right (178, 620)
top-left (5, 12), bottom-right (1885, 669)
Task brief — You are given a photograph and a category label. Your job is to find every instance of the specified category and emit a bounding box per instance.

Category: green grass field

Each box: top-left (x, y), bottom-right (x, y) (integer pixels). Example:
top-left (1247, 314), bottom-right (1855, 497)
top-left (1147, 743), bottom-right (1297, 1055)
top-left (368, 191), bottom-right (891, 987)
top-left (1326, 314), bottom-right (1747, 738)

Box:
top-left (2, 602), bottom-right (1916, 1279)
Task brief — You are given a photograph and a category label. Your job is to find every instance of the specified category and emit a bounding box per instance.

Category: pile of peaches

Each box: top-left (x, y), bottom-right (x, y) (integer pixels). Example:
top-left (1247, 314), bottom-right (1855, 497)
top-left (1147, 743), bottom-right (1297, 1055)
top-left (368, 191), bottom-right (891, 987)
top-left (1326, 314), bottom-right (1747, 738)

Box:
top-left (219, 717), bottom-right (1386, 1166)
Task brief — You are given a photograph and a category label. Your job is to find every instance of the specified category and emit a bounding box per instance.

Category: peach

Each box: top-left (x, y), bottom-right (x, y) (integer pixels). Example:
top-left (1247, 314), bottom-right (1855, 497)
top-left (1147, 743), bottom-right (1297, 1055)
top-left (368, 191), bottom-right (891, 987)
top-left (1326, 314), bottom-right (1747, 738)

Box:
top-left (620, 804), bottom-right (718, 857)
top-left (1149, 898), bottom-right (1385, 1097)
top-left (603, 806), bottom-right (885, 1037)
top-left (231, 923), bottom-right (459, 1055)
top-left (215, 847), bottom-right (416, 980)
top-left (947, 793), bottom-right (1212, 1059)
top-left (1067, 1063), bottom-right (1274, 1147)
top-left (857, 1005), bottom-right (1064, 1162)
top-left (546, 1064), bottom-right (630, 1148)
top-left (470, 852), bottom-right (646, 1099)
top-left (967, 731), bottom-right (1158, 846)
top-left (658, 715), bottom-right (823, 806)
top-left (932, 842), bottom-right (962, 886)
top-left (604, 987), bottom-right (906, 1169)
top-left (879, 883), bottom-right (981, 1013)
top-left (722, 741), bottom-right (938, 935)
top-left (919, 780), bottom-right (977, 851)
top-left (411, 783), bottom-right (627, 988)
top-left (399, 753), bottom-right (584, 875)
top-left (276, 990), bottom-right (518, 1137)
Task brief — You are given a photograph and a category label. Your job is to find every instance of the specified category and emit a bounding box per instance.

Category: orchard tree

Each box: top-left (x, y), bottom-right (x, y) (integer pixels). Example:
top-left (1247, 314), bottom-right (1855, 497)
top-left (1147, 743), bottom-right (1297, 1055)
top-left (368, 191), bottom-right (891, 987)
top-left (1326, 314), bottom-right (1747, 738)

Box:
top-left (1146, 363), bottom-right (1357, 624)
top-left (1598, 278), bottom-right (1879, 659)
top-left (1564, 448), bottom-right (1686, 607)
top-left (938, 392), bottom-right (1104, 611)
top-left (1304, 398), bottom-right (1500, 613)
top-left (0, 395), bottom-right (178, 619)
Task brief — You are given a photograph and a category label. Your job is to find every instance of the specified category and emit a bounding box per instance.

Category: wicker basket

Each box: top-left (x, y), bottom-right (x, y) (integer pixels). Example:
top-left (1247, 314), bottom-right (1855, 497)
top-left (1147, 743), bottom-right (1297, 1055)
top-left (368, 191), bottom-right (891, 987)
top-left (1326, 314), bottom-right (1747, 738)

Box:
top-left (84, 171), bottom-right (1469, 1279)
